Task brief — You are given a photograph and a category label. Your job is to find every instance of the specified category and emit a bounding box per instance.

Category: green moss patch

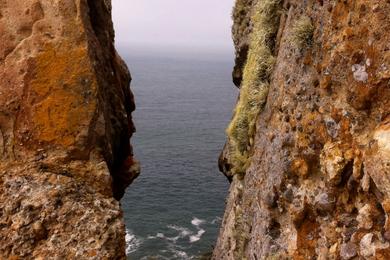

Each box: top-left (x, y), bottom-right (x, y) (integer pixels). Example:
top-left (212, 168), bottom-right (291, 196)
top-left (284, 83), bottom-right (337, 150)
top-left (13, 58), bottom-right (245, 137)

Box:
top-left (290, 15), bottom-right (314, 50)
top-left (227, 0), bottom-right (282, 176)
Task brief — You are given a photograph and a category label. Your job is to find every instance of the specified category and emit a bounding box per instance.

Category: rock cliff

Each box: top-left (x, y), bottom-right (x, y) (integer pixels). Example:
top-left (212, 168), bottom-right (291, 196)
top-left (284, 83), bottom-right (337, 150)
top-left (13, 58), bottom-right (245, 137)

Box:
top-left (216, 0), bottom-right (390, 259)
top-left (0, 0), bottom-right (139, 258)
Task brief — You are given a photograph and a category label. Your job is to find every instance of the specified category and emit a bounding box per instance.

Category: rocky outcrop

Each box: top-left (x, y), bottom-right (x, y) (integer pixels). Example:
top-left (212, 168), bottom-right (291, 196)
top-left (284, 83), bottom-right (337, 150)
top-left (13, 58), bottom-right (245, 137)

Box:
top-left (0, 0), bottom-right (139, 258)
top-left (216, 0), bottom-right (390, 259)
top-left (231, 0), bottom-right (256, 87)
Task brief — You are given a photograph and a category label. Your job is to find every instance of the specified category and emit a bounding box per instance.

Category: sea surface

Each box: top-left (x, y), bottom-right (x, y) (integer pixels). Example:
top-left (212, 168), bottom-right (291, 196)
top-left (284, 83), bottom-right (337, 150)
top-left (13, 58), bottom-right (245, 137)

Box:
top-left (119, 48), bottom-right (237, 259)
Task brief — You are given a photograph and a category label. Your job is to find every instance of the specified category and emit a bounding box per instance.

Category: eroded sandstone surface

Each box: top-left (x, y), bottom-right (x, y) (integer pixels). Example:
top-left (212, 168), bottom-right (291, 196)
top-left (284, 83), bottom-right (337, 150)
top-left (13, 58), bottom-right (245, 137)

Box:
top-left (0, 0), bottom-right (138, 258)
top-left (216, 0), bottom-right (390, 259)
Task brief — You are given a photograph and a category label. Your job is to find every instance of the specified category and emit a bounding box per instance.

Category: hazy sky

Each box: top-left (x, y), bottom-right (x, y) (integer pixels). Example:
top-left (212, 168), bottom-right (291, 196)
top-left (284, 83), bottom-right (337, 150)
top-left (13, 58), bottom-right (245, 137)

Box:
top-left (112, 0), bottom-right (235, 51)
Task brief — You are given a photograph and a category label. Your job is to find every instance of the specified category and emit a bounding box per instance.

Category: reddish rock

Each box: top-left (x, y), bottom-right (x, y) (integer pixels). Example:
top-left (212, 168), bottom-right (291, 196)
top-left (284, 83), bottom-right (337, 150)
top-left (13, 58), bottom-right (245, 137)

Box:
top-left (215, 0), bottom-right (390, 259)
top-left (0, 0), bottom-right (138, 258)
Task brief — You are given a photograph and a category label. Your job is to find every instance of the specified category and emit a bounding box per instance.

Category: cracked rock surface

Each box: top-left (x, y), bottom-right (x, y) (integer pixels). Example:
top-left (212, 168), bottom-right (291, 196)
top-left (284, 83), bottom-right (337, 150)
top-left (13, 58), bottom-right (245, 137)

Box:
top-left (216, 0), bottom-right (390, 259)
top-left (0, 0), bottom-right (138, 258)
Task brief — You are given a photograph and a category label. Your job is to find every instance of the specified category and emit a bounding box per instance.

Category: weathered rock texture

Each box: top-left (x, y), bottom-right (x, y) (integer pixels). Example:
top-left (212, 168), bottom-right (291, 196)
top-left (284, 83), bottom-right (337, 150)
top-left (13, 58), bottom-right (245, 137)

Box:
top-left (216, 0), bottom-right (390, 259)
top-left (0, 0), bottom-right (139, 258)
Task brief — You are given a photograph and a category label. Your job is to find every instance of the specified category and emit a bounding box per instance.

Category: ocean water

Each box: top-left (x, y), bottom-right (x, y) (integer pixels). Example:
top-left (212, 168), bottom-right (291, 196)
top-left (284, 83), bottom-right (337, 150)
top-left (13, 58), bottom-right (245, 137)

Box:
top-left (119, 49), bottom-right (237, 259)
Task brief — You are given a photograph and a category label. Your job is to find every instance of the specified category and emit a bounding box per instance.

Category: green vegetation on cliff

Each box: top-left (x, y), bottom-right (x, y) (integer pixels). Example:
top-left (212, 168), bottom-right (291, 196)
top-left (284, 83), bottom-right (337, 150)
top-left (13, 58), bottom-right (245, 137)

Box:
top-left (290, 15), bottom-right (314, 50)
top-left (226, 0), bottom-right (282, 177)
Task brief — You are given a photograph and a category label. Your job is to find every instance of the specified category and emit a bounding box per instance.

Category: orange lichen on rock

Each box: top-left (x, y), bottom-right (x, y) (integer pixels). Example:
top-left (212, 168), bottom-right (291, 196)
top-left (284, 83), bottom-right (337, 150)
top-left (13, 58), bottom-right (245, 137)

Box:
top-left (27, 43), bottom-right (97, 147)
top-left (290, 158), bottom-right (309, 178)
top-left (215, 0), bottom-right (390, 259)
top-left (0, 0), bottom-right (137, 258)
top-left (294, 215), bottom-right (319, 260)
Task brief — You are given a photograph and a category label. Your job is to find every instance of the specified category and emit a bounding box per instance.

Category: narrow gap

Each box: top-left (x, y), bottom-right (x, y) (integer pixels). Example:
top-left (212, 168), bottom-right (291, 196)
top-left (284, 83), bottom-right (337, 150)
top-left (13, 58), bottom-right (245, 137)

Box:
top-left (112, 0), bottom-right (237, 258)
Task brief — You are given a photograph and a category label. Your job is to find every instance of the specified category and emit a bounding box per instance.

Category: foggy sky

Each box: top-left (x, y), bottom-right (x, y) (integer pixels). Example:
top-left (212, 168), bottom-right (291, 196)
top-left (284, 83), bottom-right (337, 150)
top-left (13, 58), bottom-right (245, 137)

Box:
top-left (112, 0), bottom-right (235, 51)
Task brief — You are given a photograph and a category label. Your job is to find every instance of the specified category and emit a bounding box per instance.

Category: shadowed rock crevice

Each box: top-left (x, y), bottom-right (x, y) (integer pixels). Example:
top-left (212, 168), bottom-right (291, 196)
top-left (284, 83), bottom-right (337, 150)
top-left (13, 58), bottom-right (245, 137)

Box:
top-left (85, 0), bottom-right (139, 200)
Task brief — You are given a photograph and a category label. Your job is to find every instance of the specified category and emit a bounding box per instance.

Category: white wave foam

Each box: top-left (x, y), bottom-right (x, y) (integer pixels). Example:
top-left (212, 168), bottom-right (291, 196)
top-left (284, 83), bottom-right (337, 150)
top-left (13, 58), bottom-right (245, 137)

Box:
top-left (189, 217), bottom-right (206, 243)
top-left (148, 225), bottom-right (193, 244)
top-left (147, 232), bottom-right (165, 239)
top-left (189, 229), bottom-right (206, 243)
top-left (125, 229), bottom-right (141, 255)
top-left (173, 249), bottom-right (190, 259)
top-left (145, 218), bottom-right (207, 256)
top-left (167, 224), bottom-right (192, 238)
top-left (147, 231), bottom-right (180, 243)
top-left (191, 217), bottom-right (205, 227)
top-left (167, 243), bottom-right (192, 260)
top-left (211, 216), bottom-right (222, 225)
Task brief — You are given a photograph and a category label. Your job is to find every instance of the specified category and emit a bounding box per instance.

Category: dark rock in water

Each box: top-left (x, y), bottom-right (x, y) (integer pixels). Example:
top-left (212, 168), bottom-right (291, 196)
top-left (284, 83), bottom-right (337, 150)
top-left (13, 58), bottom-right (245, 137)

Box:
top-left (0, 0), bottom-right (138, 258)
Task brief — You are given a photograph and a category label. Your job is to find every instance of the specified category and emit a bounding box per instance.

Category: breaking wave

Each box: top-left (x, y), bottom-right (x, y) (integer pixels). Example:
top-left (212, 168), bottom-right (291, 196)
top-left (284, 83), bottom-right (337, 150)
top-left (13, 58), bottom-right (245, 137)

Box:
top-left (189, 217), bottom-right (206, 243)
top-left (125, 229), bottom-right (142, 255)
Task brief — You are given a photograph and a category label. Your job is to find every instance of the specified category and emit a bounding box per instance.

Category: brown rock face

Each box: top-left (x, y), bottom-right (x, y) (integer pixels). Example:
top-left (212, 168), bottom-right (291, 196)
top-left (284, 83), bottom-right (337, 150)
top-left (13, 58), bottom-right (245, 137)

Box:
top-left (231, 0), bottom-right (256, 87)
top-left (216, 0), bottom-right (390, 259)
top-left (0, 0), bottom-right (139, 258)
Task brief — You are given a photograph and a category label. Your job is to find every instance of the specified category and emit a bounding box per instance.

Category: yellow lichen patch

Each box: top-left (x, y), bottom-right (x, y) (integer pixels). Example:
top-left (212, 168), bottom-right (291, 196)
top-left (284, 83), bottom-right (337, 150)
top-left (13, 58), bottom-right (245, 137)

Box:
top-left (29, 42), bottom-right (97, 147)
top-left (226, 0), bottom-right (281, 175)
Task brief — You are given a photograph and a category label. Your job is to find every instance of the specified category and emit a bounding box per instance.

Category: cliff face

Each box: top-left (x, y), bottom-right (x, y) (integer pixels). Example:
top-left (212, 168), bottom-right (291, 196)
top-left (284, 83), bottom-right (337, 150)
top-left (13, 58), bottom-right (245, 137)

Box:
top-left (0, 0), bottom-right (139, 258)
top-left (216, 0), bottom-right (390, 259)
